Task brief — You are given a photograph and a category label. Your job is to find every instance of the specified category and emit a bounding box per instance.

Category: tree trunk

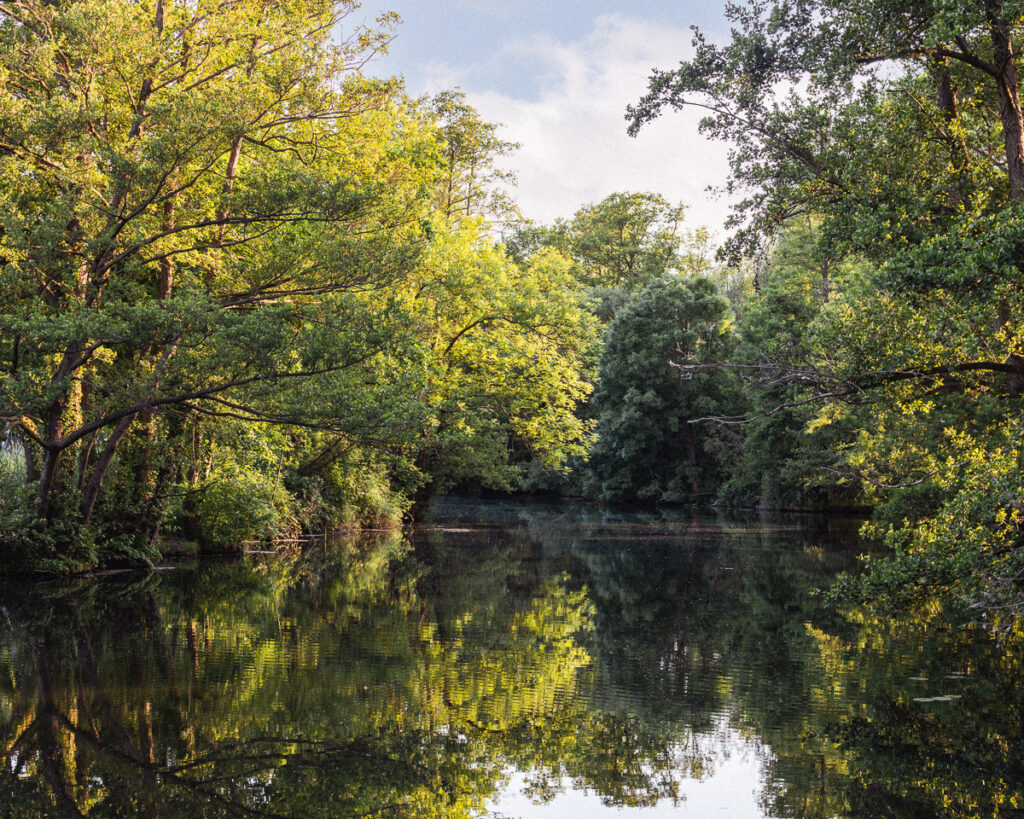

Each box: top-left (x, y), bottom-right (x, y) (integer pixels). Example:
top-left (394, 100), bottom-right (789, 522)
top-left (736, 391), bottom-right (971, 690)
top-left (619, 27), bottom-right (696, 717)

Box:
top-left (129, 412), bottom-right (157, 518)
top-left (985, 1), bottom-right (1024, 200)
top-left (79, 415), bottom-right (136, 526)
top-left (35, 348), bottom-right (80, 518)
top-left (216, 135), bottom-right (243, 233)
top-left (36, 446), bottom-right (62, 521)
top-left (932, 58), bottom-right (971, 182)
top-left (158, 194), bottom-right (175, 299)
top-left (74, 383), bottom-right (95, 492)
top-left (19, 429), bottom-right (41, 484)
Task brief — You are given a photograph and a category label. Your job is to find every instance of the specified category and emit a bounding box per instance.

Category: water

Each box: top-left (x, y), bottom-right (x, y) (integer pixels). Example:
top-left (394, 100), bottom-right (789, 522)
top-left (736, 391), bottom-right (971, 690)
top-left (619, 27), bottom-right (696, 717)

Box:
top-left (0, 499), bottom-right (1021, 817)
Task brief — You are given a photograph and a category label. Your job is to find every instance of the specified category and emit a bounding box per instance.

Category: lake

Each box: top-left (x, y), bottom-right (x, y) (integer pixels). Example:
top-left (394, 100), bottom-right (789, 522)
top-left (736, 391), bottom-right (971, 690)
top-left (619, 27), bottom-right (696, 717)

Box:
top-left (0, 499), bottom-right (1021, 817)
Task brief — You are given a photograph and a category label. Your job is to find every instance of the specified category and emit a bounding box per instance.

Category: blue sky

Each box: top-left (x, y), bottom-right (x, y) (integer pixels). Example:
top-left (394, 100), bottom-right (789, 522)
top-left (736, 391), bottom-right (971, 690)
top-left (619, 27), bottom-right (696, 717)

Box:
top-left (353, 1), bottom-right (730, 100)
top-left (349, 1), bottom-right (735, 233)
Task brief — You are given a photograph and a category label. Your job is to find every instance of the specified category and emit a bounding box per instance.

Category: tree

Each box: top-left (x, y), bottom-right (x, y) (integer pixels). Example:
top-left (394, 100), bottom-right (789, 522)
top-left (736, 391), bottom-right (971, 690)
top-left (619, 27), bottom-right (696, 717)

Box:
top-left (501, 192), bottom-right (713, 498)
top-left (508, 191), bottom-right (714, 331)
top-left (562, 192), bottom-right (693, 289)
top-left (0, 0), bottom-right (437, 567)
top-left (394, 216), bottom-right (596, 509)
top-left (627, 0), bottom-right (1024, 259)
top-left (587, 276), bottom-right (739, 503)
top-left (718, 220), bottom-right (863, 509)
top-left (427, 89), bottom-right (519, 225)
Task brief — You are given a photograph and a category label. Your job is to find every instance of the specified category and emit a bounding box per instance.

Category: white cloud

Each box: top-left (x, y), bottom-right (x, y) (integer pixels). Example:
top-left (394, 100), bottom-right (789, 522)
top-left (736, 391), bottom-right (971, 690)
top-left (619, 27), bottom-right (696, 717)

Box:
top-left (420, 15), bottom-right (735, 236)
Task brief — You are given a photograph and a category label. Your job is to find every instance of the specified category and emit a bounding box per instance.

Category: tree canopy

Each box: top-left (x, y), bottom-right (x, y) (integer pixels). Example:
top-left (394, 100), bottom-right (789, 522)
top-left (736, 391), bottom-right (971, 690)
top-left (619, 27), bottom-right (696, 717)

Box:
top-left (587, 276), bottom-right (737, 503)
top-left (629, 0), bottom-right (1024, 621)
top-left (0, 0), bottom-right (595, 570)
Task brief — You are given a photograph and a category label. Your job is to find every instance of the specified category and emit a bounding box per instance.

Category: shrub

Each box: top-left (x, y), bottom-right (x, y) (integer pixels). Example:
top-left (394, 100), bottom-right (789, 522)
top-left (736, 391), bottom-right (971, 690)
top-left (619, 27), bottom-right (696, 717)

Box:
top-left (195, 468), bottom-right (294, 552)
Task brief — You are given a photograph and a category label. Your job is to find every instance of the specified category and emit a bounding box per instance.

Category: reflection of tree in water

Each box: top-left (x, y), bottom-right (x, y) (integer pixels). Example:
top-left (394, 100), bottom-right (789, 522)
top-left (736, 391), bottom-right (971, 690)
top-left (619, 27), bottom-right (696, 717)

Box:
top-left (2, 506), bottom-right (1024, 817)
top-left (0, 528), bottom-right (682, 816)
top-left (793, 613), bottom-right (1024, 819)
top-left (554, 519), bottom-right (858, 804)
top-left (0, 536), bottom-right (486, 816)
top-left (495, 501), bottom-right (1024, 819)
top-left (410, 526), bottom-right (686, 808)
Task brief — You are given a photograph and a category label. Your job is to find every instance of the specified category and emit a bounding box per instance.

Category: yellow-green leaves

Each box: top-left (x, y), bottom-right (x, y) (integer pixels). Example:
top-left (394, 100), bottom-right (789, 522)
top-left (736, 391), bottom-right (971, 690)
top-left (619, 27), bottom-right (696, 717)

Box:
top-left (390, 215), bottom-right (596, 493)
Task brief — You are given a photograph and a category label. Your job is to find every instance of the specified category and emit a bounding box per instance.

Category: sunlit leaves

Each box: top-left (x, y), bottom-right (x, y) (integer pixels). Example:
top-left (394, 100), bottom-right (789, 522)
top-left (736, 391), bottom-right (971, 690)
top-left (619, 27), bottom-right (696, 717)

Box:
top-left (389, 216), bottom-right (597, 495)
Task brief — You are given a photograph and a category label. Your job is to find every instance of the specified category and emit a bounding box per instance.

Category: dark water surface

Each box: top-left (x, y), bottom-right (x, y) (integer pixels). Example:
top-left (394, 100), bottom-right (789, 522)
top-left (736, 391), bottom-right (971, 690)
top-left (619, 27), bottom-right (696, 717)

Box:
top-left (1, 499), bottom-right (1022, 817)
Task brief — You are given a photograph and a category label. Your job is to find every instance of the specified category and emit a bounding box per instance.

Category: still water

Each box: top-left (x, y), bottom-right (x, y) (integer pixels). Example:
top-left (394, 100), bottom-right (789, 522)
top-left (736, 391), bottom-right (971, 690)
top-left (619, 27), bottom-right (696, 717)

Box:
top-left (0, 499), bottom-right (1021, 817)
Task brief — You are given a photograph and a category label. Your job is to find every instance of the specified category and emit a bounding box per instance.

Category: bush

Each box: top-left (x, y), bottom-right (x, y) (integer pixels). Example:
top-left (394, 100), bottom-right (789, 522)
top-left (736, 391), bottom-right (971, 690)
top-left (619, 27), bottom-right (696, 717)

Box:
top-left (288, 451), bottom-right (408, 532)
top-left (0, 453), bottom-right (37, 569)
top-left (195, 468), bottom-right (294, 552)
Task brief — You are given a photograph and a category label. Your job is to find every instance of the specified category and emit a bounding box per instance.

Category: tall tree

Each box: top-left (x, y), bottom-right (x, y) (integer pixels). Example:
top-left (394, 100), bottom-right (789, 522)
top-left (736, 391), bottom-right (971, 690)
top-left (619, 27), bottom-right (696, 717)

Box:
top-left (628, 0), bottom-right (1024, 257)
top-left (587, 276), bottom-right (738, 503)
top-left (427, 89), bottom-right (519, 224)
top-left (395, 216), bottom-right (596, 509)
top-left (0, 0), bottom-right (433, 565)
top-left (563, 192), bottom-right (693, 290)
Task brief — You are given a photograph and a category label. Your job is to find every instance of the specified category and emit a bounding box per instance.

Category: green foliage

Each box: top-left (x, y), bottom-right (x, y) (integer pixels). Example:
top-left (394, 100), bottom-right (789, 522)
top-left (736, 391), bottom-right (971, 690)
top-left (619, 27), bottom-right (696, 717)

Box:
top-left (195, 471), bottom-right (292, 552)
top-left (627, 0), bottom-right (1021, 261)
top-left (588, 276), bottom-right (741, 503)
top-left (288, 445), bottom-right (409, 531)
top-left (627, 0), bottom-right (1024, 621)
top-left (504, 193), bottom-right (722, 499)
top-left (510, 191), bottom-right (714, 324)
top-left (719, 221), bottom-right (862, 509)
top-left (394, 216), bottom-right (597, 505)
top-left (0, 1), bottom-right (598, 565)
top-left (0, 449), bottom-right (35, 568)
top-left (0, 0), bottom-right (437, 565)
top-left (427, 89), bottom-right (520, 225)
top-left (562, 192), bottom-right (693, 289)
top-left (833, 423), bottom-right (1024, 625)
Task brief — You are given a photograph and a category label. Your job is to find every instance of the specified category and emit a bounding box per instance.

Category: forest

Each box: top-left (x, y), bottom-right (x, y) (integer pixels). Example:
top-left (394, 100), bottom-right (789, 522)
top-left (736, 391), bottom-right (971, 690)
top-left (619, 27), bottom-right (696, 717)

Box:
top-left (1, 0), bottom-right (1023, 626)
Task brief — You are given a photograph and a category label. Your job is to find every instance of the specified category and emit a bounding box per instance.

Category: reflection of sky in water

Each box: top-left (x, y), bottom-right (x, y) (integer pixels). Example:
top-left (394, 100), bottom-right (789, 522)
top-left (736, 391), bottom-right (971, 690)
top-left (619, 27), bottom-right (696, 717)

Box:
top-left (489, 725), bottom-right (769, 817)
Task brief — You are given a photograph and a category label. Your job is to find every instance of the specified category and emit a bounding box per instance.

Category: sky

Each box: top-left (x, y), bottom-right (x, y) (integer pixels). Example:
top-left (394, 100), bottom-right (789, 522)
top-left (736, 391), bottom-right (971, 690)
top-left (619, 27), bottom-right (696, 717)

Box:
top-left (348, 1), bottom-right (736, 236)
